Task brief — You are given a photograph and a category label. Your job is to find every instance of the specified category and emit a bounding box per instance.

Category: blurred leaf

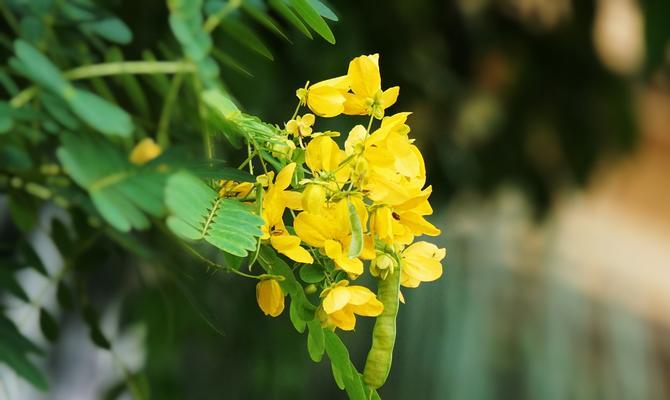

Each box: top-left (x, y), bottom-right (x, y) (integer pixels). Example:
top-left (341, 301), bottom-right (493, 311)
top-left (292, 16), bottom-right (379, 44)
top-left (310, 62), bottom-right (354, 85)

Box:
top-left (57, 133), bottom-right (167, 231)
top-left (307, 320), bottom-right (325, 362)
top-left (51, 218), bottom-right (73, 256)
top-left (0, 315), bottom-right (48, 390)
top-left (13, 39), bottom-right (68, 92)
top-left (0, 267), bottom-right (29, 302)
top-left (57, 281), bottom-right (74, 310)
top-left (40, 92), bottom-right (79, 130)
top-left (288, 0), bottom-right (335, 44)
top-left (83, 305), bottom-right (111, 350)
top-left (8, 194), bottom-right (37, 233)
top-left (83, 18), bottom-right (133, 44)
top-left (165, 171), bottom-right (264, 257)
top-left (212, 48), bottom-right (254, 77)
top-left (220, 18), bottom-right (274, 60)
top-left (106, 48), bottom-right (151, 119)
top-left (241, 2), bottom-right (290, 41)
top-left (19, 241), bottom-right (48, 276)
top-left (39, 308), bottom-right (59, 342)
top-left (0, 101), bottom-right (13, 133)
top-left (66, 88), bottom-right (133, 137)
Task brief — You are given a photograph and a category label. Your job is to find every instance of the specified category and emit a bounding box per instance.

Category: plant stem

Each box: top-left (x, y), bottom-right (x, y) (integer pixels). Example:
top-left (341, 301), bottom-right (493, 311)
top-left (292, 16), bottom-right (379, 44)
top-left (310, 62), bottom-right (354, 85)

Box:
top-left (367, 114), bottom-right (375, 133)
top-left (203, 0), bottom-right (241, 33)
top-left (156, 73), bottom-right (185, 147)
top-left (192, 75), bottom-right (213, 159)
top-left (9, 60), bottom-right (196, 108)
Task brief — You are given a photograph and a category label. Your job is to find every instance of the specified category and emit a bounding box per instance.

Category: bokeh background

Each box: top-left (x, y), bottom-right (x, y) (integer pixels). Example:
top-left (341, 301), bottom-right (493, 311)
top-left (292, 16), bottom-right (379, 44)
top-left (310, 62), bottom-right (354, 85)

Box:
top-left (3, 0), bottom-right (670, 399)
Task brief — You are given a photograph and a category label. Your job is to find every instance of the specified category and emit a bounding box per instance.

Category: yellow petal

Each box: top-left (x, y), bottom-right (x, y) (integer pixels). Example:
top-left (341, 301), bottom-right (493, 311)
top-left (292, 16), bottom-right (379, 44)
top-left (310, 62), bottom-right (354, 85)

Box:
top-left (256, 279), bottom-right (284, 317)
top-left (311, 75), bottom-right (350, 91)
top-left (351, 297), bottom-right (384, 316)
top-left (335, 255), bottom-right (363, 276)
top-left (302, 184), bottom-right (326, 214)
top-left (307, 85), bottom-right (346, 118)
top-left (305, 136), bottom-right (342, 172)
top-left (398, 212), bottom-right (441, 236)
top-left (328, 309), bottom-right (356, 331)
top-left (401, 241), bottom-right (444, 284)
top-left (373, 206), bottom-right (394, 244)
top-left (270, 234), bottom-right (314, 264)
top-left (282, 190), bottom-right (303, 210)
top-left (274, 163), bottom-right (296, 190)
top-left (302, 113), bottom-right (315, 126)
top-left (348, 55), bottom-right (381, 98)
top-left (294, 212), bottom-right (330, 247)
top-left (380, 86), bottom-right (400, 109)
top-left (323, 286), bottom-right (351, 314)
top-left (342, 93), bottom-right (368, 116)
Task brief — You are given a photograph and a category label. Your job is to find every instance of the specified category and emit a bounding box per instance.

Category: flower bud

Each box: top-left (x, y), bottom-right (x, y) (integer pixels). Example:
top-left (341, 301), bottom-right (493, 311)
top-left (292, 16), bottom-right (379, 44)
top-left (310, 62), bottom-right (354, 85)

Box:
top-left (305, 284), bottom-right (317, 295)
top-left (270, 137), bottom-right (296, 160)
top-left (129, 138), bottom-right (161, 165)
top-left (302, 184), bottom-right (327, 213)
top-left (256, 279), bottom-right (285, 317)
top-left (370, 253), bottom-right (396, 280)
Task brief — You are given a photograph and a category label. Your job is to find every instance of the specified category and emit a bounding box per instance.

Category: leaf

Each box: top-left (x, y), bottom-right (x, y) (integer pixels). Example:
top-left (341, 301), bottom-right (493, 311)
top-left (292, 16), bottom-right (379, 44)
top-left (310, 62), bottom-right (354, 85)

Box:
top-left (212, 49), bottom-right (254, 77)
top-left (83, 305), bottom-right (111, 350)
top-left (269, 0), bottom-right (312, 39)
top-left (202, 88), bottom-right (240, 117)
top-left (13, 40), bottom-right (68, 93)
top-left (83, 18), bottom-right (133, 44)
top-left (347, 199), bottom-right (363, 258)
top-left (308, 0), bottom-right (338, 21)
top-left (0, 101), bottom-right (13, 133)
top-left (0, 315), bottom-right (48, 390)
top-left (219, 19), bottom-right (274, 60)
top-left (66, 88), bottom-right (133, 137)
top-left (39, 308), bottom-right (59, 342)
top-left (258, 246), bottom-right (316, 323)
top-left (289, 300), bottom-right (307, 333)
top-left (165, 171), bottom-right (264, 257)
top-left (324, 330), bottom-right (352, 389)
top-left (241, 2), bottom-right (290, 41)
top-left (307, 320), bottom-right (325, 362)
top-left (288, 0), bottom-right (335, 44)
top-left (0, 267), bottom-right (29, 302)
top-left (57, 133), bottom-right (167, 231)
top-left (57, 281), bottom-right (74, 310)
top-left (299, 265), bottom-right (325, 283)
top-left (51, 218), bottom-right (73, 256)
top-left (106, 48), bottom-right (150, 119)
top-left (8, 194), bottom-right (37, 233)
top-left (19, 241), bottom-right (48, 276)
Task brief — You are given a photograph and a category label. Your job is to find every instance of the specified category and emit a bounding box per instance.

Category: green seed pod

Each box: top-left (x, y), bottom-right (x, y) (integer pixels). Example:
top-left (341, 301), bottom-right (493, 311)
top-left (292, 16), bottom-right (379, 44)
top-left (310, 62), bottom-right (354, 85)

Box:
top-left (363, 259), bottom-right (401, 389)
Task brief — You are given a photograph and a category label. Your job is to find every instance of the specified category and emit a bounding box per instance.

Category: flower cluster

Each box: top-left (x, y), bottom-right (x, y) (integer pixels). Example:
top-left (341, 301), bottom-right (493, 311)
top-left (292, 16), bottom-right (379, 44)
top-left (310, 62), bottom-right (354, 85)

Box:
top-left (227, 54), bottom-right (446, 330)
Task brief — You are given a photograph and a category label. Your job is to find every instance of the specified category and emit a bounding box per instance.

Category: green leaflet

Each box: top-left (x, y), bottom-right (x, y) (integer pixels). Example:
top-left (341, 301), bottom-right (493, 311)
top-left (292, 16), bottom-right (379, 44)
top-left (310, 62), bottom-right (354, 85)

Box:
top-left (12, 40), bottom-right (134, 137)
top-left (165, 171), bottom-right (264, 257)
top-left (56, 134), bottom-right (167, 232)
top-left (307, 320), bottom-right (325, 362)
top-left (288, 0), bottom-right (335, 44)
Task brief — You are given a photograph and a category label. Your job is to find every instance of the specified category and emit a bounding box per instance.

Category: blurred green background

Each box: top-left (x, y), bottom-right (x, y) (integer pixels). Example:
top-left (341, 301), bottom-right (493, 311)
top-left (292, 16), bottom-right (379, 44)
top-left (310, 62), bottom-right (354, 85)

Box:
top-left (3, 0), bottom-right (670, 399)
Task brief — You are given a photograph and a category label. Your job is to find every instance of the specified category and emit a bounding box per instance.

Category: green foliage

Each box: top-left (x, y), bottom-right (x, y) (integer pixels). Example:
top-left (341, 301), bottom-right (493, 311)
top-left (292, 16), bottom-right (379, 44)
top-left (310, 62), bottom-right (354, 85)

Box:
top-left (0, 0), bottom-right (357, 397)
top-left (166, 171), bottom-right (264, 257)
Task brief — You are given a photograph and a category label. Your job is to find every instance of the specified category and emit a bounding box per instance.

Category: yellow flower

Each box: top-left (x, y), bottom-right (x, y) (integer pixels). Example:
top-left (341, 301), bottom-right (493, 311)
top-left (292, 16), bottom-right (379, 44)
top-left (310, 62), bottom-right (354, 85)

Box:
top-left (400, 242), bottom-right (446, 288)
top-left (302, 183), bottom-right (327, 213)
top-left (370, 186), bottom-right (440, 245)
top-left (129, 138), bottom-right (161, 165)
top-left (256, 278), bottom-right (285, 317)
top-left (261, 163), bottom-right (313, 264)
top-left (347, 112), bottom-right (427, 206)
top-left (319, 280), bottom-right (383, 331)
top-left (286, 113), bottom-right (315, 137)
top-left (297, 76), bottom-right (350, 118)
top-left (294, 199), bottom-right (367, 276)
top-left (304, 136), bottom-right (350, 194)
top-left (343, 54), bottom-right (399, 119)
top-left (218, 180), bottom-right (254, 199)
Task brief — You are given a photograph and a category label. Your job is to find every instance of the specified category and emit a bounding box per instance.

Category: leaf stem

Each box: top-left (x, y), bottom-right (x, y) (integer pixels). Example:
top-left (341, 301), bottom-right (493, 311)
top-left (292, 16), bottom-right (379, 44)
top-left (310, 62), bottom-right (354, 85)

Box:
top-left (157, 72), bottom-right (185, 147)
top-left (9, 60), bottom-right (196, 108)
